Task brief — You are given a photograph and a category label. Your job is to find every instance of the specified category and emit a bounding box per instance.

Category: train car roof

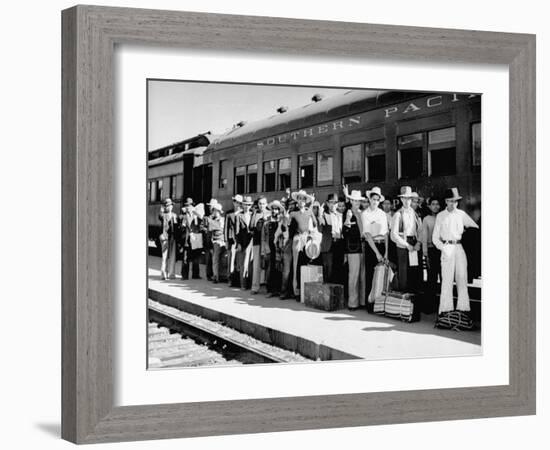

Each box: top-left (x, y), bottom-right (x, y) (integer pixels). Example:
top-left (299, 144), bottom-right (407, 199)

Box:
top-left (207, 90), bottom-right (431, 151)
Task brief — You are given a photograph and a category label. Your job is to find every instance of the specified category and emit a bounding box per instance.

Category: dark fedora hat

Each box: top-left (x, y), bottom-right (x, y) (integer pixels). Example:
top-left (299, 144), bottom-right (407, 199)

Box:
top-left (444, 187), bottom-right (462, 201)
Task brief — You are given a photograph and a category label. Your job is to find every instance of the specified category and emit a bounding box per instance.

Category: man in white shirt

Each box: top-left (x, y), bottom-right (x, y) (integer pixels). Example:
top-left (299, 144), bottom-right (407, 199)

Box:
top-left (391, 186), bottom-right (423, 292)
top-left (362, 187), bottom-right (389, 310)
top-left (432, 187), bottom-right (480, 314)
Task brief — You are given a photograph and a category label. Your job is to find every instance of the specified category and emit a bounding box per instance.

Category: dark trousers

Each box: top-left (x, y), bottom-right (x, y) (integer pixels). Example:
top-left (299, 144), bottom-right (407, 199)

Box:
top-left (204, 246), bottom-right (213, 280)
top-left (321, 239), bottom-right (345, 284)
top-left (265, 252), bottom-right (282, 295)
top-left (396, 247), bottom-right (422, 293)
top-left (182, 247), bottom-right (200, 279)
top-left (424, 246), bottom-right (441, 313)
top-left (279, 245), bottom-right (293, 298)
top-left (365, 242), bottom-right (386, 301)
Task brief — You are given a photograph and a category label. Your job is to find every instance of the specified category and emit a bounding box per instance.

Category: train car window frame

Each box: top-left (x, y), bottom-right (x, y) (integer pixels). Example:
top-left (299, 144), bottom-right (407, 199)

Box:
top-left (471, 122), bottom-right (482, 172)
top-left (278, 157), bottom-right (292, 192)
top-left (365, 140), bottom-right (386, 182)
top-left (427, 126), bottom-right (457, 177)
top-left (234, 165), bottom-right (246, 195)
top-left (263, 159), bottom-right (278, 192)
top-left (246, 163), bottom-right (258, 194)
top-left (342, 143), bottom-right (363, 184)
top-left (219, 160), bottom-right (228, 190)
top-left (170, 175), bottom-right (177, 200)
top-left (299, 153), bottom-right (316, 189)
top-left (397, 132), bottom-right (424, 180)
top-left (316, 150), bottom-right (334, 187)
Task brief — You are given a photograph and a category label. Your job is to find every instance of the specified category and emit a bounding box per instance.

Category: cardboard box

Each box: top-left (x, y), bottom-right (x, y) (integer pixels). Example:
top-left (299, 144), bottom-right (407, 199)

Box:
top-left (300, 265), bottom-right (323, 303)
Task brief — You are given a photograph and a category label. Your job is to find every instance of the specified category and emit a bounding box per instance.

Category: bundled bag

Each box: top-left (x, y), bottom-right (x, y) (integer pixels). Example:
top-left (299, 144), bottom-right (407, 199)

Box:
top-left (368, 261), bottom-right (394, 306)
top-left (435, 311), bottom-right (474, 331)
top-left (382, 291), bottom-right (419, 323)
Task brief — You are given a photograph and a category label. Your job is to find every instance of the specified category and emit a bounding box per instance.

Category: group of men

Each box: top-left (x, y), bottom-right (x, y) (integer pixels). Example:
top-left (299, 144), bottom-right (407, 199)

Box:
top-left (157, 184), bottom-right (480, 317)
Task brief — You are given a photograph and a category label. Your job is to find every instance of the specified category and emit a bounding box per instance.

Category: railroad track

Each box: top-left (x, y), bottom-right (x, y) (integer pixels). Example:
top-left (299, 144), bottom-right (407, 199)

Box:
top-left (148, 300), bottom-right (309, 368)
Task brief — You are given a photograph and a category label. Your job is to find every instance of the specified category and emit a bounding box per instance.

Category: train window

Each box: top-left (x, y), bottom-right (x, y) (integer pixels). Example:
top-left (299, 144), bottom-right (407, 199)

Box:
top-left (234, 166), bottom-right (246, 194)
top-left (263, 160), bottom-right (277, 192)
top-left (175, 175), bottom-right (183, 199)
top-left (367, 155), bottom-right (386, 182)
top-left (342, 144), bottom-right (362, 184)
top-left (471, 122), bottom-right (481, 170)
top-left (278, 158), bottom-right (291, 191)
top-left (219, 160), bottom-right (228, 189)
top-left (247, 163), bottom-right (258, 194)
top-left (158, 179), bottom-right (164, 201)
top-left (299, 154), bottom-right (315, 189)
top-left (365, 140), bottom-right (386, 182)
top-left (428, 127), bottom-right (456, 176)
top-left (147, 181), bottom-right (153, 203)
top-left (317, 151), bottom-right (333, 187)
top-left (170, 176), bottom-right (177, 200)
top-left (398, 133), bottom-right (423, 179)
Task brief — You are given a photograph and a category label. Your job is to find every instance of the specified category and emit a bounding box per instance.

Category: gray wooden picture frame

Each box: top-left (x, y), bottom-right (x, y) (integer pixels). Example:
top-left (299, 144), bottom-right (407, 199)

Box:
top-left (61, 5), bottom-right (536, 444)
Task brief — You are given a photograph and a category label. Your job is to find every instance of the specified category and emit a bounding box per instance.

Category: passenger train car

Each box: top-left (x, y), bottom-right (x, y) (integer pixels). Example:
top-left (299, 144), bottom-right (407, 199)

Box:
top-left (147, 133), bottom-right (214, 248)
top-left (202, 90), bottom-right (481, 212)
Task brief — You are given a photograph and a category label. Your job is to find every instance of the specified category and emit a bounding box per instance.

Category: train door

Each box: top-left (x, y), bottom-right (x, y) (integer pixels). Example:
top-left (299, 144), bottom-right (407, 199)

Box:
top-left (203, 164), bottom-right (212, 203)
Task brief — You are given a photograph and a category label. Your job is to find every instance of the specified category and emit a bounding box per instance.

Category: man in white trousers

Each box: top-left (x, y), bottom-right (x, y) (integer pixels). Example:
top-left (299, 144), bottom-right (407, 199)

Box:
top-left (432, 188), bottom-right (480, 314)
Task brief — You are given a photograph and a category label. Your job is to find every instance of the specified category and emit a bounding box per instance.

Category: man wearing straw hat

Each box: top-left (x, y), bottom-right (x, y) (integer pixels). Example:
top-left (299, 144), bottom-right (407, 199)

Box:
top-left (158, 198), bottom-right (178, 280)
top-left (261, 200), bottom-right (285, 297)
top-left (235, 195), bottom-right (254, 290)
top-left (432, 187), bottom-right (479, 314)
top-left (362, 186), bottom-right (389, 311)
top-left (224, 194), bottom-right (243, 287)
top-left (342, 187), bottom-right (366, 309)
top-left (179, 198), bottom-right (203, 280)
top-left (289, 189), bottom-right (316, 299)
top-left (249, 196), bottom-right (270, 294)
top-left (391, 186), bottom-right (423, 293)
top-left (207, 200), bottom-right (226, 284)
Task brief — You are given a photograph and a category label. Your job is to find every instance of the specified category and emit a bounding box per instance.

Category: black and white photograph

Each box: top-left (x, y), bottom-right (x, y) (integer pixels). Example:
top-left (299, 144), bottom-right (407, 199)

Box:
top-left (146, 81), bottom-right (482, 368)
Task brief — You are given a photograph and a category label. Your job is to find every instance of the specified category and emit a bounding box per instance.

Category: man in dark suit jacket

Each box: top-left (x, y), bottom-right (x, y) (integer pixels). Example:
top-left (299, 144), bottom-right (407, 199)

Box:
top-left (224, 194), bottom-right (243, 287)
top-left (317, 193), bottom-right (344, 284)
top-left (235, 196), bottom-right (254, 290)
top-left (178, 197), bottom-right (202, 279)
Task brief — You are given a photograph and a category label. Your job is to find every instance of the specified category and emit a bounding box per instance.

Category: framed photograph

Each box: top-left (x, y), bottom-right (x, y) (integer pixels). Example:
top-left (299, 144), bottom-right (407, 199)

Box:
top-left (62, 5), bottom-right (536, 444)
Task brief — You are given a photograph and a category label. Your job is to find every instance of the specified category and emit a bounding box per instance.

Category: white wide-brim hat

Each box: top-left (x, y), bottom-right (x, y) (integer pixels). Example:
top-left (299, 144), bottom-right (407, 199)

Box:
top-left (345, 189), bottom-right (366, 202)
top-left (210, 202), bottom-right (223, 213)
top-left (291, 190), bottom-right (314, 202)
top-left (268, 200), bottom-right (284, 211)
top-left (398, 186), bottom-right (417, 198)
top-left (366, 187), bottom-right (385, 203)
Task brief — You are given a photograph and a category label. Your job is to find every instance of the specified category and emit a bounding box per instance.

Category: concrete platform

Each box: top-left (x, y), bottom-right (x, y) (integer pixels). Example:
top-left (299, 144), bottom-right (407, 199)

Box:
top-left (148, 256), bottom-right (481, 362)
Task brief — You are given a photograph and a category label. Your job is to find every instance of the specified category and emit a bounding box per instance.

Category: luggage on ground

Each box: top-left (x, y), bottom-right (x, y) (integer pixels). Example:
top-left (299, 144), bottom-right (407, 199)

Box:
top-left (300, 265), bottom-right (323, 303)
top-left (434, 310), bottom-right (474, 330)
top-left (368, 261), bottom-right (394, 306)
top-left (373, 262), bottom-right (419, 322)
top-left (381, 290), bottom-right (420, 322)
top-left (303, 282), bottom-right (344, 311)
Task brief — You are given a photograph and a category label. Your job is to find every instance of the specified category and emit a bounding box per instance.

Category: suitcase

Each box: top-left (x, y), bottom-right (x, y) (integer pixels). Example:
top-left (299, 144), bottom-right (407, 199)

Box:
top-left (300, 265), bottom-right (323, 303)
top-left (303, 282), bottom-right (345, 311)
top-left (381, 290), bottom-right (420, 322)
